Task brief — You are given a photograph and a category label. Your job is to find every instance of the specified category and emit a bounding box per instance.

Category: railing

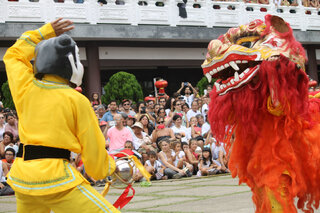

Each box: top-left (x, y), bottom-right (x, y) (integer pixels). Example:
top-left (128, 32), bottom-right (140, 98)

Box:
top-left (0, 0), bottom-right (319, 31)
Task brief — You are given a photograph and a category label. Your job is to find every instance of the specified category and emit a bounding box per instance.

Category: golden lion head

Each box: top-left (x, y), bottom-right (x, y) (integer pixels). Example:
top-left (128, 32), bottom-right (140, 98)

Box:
top-left (202, 15), bottom-right (306, 96)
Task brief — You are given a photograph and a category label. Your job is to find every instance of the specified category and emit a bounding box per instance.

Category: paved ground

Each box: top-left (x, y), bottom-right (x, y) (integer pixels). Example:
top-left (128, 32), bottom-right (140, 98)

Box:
top-left (0, 174), bottom-right (256, 213)
top-left (2, 174), bottom-right (320, 212)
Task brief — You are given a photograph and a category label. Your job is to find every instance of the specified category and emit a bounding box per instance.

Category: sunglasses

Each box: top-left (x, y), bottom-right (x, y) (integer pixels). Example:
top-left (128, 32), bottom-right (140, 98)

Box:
top-left (123, 103), bottom-right (130, 106)
top-left (158, 121), bottom-right (164, 124)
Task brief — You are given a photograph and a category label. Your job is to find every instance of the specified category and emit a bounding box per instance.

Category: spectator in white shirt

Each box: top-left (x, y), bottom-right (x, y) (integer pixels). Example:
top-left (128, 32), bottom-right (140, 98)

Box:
top-left (171, 114), bottom-right (188, 142)
top-left (186, 101), bottom-right (201, 121)
top-left (196, 114), bottom-right (210, 138)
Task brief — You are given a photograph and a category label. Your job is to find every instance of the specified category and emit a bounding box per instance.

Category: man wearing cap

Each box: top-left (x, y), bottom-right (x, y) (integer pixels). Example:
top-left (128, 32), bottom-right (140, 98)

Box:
top-left (3, 18), bottom-right (118, 212)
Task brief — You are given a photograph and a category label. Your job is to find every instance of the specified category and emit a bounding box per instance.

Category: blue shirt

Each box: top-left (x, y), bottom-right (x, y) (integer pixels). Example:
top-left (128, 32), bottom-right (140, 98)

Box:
top-left (101, 111), bottom-right (118, 122)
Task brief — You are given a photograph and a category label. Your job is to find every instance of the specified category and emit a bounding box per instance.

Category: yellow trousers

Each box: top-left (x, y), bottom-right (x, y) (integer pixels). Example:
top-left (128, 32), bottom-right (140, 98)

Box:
top-left (15, 182), bottom-right (120, 213)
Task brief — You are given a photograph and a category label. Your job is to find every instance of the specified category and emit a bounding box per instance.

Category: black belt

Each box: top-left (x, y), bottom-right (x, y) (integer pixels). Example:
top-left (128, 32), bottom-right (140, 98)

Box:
top-left (17, 143), bottom-right (70, 161)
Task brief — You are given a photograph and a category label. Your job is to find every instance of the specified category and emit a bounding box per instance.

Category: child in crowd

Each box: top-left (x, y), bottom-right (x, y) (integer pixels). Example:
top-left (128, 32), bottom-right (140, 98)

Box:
top-left (144, 151), bottom-right (167, 180)
top-left (206, 131), bottom-right (230, 173)
top-left (173, 141), bottom-right (193, 176)
top-left (186, 116), bottom-right (197, 140)
top-left (172, 141), bottom-right (186, 169)
top-left (123, 140), bottom-right (145, 182)
top-left (184, 138), bottom-right (200, 174)
top-left (158, 139), bottom-right (187, 179)
top-left (197, 146), bottom-right (221, 177)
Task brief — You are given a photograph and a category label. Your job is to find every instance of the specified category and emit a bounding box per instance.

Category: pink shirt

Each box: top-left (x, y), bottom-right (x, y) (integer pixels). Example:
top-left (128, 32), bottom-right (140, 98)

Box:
top-left (107, 126), bottom-right (133, 151)
top-left (5, 123), bottom-right (19, 139)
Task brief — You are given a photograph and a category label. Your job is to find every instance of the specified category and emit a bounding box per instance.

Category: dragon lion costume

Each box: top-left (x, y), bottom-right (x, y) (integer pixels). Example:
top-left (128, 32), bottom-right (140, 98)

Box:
top-left (202, 15), bottom-right (320, 212)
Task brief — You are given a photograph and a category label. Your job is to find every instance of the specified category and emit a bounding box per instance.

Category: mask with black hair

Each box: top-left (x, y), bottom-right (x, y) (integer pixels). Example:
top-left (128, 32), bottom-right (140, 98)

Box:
top-left (34, 34), bottom-right (84, 87)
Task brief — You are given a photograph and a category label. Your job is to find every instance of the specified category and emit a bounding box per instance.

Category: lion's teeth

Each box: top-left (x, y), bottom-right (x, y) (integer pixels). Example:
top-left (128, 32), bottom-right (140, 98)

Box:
top-left (229, 61), bottom-right (239, 71)
top-left (214, 82), bottom-right (220, 91)
top-left (206, 73), bottom-right (212, 83)
top-left (234, 71), bottom-right (239, 81)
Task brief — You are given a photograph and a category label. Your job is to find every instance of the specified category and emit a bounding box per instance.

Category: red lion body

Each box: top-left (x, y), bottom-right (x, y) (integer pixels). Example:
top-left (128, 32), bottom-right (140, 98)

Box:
top-left (203, 15), bottom-right (320, 212)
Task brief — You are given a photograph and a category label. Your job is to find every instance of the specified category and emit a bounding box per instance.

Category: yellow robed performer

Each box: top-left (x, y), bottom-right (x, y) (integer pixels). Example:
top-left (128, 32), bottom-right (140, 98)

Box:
top-left (3, 19), bottom-right (120, 213)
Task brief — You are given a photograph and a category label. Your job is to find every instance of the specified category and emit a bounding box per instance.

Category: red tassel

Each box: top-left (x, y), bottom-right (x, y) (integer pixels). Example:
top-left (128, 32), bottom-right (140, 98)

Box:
top-left (113, 184), bottom-right (135, 209)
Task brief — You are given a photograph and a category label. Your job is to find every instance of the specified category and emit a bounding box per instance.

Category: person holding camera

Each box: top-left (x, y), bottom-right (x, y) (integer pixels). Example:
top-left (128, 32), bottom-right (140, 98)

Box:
top-left (135, 101), bottom-right (156, 125)
top-left (177, 82), bottom-right (198, 108)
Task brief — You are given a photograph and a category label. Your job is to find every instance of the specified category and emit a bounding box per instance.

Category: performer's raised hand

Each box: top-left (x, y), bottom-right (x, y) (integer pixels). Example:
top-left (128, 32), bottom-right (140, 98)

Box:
top-left (51, 18), bottom-right (74, 36)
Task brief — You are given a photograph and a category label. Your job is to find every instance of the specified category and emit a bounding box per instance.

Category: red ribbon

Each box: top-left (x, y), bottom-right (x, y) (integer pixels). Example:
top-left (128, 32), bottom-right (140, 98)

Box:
top-left (113, 184), bottom-right (135, 209)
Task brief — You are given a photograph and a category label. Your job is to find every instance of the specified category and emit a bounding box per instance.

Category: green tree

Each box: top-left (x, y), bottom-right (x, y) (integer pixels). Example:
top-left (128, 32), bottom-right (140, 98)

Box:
top-left (102, 71), bottom-right (144, 105)
top-left (196, 76), bottom-right (216, 96)
top-left (1, 81), bottom-right (15, 109)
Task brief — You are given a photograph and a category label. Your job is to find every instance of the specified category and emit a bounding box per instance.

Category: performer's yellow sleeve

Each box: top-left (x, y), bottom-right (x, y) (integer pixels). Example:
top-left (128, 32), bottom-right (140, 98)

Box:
top-left (3, 23), bottom-right (115, 195)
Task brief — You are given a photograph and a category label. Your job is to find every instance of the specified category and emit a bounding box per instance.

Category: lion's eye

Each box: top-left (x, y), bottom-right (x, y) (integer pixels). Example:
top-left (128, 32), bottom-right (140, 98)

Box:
top-left (235, 36), bottom-right (259, 49)
top-left (240, 41), bottom-right (252, 48)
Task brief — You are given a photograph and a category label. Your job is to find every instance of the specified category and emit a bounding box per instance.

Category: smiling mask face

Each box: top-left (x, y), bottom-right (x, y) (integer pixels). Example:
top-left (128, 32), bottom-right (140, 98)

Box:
top-left (202, 15), bottom-right (306, 96)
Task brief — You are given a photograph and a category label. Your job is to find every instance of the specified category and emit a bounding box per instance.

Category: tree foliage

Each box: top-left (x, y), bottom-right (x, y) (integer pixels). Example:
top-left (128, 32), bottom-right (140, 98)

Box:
top-left (102, 71), bottom-right (144, 105)
top-left (1, 81), bottom-right (15, 109)
top-left (196, 76), bottom-right (216, 96)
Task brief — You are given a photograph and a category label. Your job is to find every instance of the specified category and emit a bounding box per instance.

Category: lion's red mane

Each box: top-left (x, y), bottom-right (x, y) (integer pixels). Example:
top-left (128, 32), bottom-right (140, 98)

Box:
top-left (208, 55), bottom-right (320, 212)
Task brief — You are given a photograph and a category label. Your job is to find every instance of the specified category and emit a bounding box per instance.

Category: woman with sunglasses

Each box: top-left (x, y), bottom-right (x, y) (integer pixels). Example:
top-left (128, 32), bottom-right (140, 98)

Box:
top-left (151, 117), bottom-right (175, 151)
top-left (168, 100), bottom-right (188, 128)
top-left (156, 107), bottom-right (166, 118)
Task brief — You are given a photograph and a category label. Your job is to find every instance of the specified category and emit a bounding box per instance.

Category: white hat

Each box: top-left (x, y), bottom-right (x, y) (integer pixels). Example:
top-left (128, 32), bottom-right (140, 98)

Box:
top-left (131, 122), bottom-right (143, 130)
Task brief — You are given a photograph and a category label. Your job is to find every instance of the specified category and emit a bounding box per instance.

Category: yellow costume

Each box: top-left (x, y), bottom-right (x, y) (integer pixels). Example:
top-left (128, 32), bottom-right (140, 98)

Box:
top-left (3, 23), bottom-right (119, 212)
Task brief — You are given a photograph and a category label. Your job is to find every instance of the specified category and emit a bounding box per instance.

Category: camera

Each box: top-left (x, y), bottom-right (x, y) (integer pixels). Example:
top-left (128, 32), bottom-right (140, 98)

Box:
top-left (141, 107), bottom-right (147, 114)
top-left (184, 82), bottom-right (188, 86)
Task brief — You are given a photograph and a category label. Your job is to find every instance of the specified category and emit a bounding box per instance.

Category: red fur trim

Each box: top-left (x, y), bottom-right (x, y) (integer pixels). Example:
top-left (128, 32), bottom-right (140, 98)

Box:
top-left (208, 56), bottom-right (320, 212)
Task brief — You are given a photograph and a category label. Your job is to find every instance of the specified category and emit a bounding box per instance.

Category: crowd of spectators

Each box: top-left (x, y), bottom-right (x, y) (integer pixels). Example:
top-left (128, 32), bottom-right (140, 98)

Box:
top-left (84, 81), bottom-right (230, 184)
top-left (0, 81), bottom-right (230, 192)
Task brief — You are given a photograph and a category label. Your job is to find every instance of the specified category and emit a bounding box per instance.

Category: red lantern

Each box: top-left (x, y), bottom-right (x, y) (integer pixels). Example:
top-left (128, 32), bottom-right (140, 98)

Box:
top-left (155, 79), bottom-right (168, 95)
